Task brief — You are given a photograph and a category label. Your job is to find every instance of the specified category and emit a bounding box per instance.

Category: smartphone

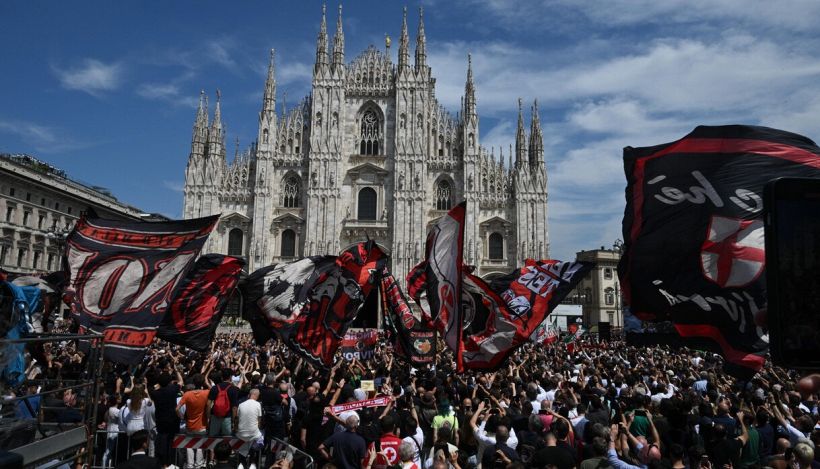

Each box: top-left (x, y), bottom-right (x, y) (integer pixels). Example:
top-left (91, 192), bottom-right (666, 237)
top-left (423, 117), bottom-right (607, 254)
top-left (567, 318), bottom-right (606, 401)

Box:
top-left (764, 178), bottom-right (820, 368)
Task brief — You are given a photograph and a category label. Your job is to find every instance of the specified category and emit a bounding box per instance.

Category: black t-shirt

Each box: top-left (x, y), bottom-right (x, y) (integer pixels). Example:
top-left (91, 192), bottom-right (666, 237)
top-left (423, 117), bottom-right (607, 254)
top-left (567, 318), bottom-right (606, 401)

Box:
top-left (150, 384), bottom-right (181, 433)
top-left (482, 443), bottom-right (520, 468)
top-left (709, 438), bottom-right (743, 468)
top-left (532, 446), bottom-right (577, 469)
top-left (323, 430), bottom-right (367, 469)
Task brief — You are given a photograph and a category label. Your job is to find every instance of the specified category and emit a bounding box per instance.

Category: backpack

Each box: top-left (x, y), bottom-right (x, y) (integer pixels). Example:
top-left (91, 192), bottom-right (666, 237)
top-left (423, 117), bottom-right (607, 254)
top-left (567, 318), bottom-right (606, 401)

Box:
top-left (212, 384), bottom-right (232, 418)
top-left (264, 395), bottom-right (286, 426)
top-left (266, 403), bottom-right (284, 424)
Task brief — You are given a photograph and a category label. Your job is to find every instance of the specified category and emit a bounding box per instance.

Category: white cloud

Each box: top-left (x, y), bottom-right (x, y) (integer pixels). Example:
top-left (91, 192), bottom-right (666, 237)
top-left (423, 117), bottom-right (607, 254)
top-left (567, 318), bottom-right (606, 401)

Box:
top-left (52, 58), bottom-right (123, 96)
top-left (470, 0), bottom-right (820, 34)
top-left (0, 119), bottom-right (94, 153)
top-left (136, 83), bottom-right (198, 108)
top-left (162, 180), bottom-right (185, 193)
top-left (279, 62), bottom-right (313, 86)
top-left (136, 83), bottom-right (179, 100)
top-left (480, 121), bottom-right (515, 160)
top-left (206, 38), bottom-right (238, 69)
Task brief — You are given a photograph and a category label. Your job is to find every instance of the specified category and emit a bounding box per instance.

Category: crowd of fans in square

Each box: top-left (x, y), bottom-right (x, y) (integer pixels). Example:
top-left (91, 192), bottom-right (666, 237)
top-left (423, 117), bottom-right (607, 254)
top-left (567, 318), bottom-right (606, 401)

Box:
top-left (4, 331), bottom-right (820, 469)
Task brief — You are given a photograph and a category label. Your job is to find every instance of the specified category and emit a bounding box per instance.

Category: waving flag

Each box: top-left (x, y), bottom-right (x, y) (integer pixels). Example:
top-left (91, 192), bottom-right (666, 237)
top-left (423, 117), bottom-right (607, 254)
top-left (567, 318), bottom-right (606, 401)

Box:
top-left (619, 125), bottom-right (820, 375)
top-left (531, 317), bottom-right (559, 345)
top-left (380, 268), bottom-right (435, 365)
top-left (157, 254), bottom-right (245, 351)
top-left (65, 214), bottom-right (217, 364)
top-left (243, 241), bottom-right (387, 367)
top-left (460, 260), bottom-right (593, 369)
top-left (407, 203), bottom-right (466, 369)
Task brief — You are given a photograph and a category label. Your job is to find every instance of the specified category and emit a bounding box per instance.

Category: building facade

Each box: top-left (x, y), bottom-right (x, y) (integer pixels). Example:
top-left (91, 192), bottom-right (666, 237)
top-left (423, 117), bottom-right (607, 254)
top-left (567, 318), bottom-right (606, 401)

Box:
top-left (567, 246), bottom-right (623, 328)
top-left (0, 153), bottom-right (160, 275)
top-left (182, 6), bottom-right (550, 280)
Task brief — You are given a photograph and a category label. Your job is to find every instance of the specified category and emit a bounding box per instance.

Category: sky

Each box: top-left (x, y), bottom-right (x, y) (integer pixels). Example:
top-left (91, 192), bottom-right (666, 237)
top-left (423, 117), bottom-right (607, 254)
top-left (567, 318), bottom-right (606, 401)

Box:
top-left (2, 0), bottom-right (820, 262)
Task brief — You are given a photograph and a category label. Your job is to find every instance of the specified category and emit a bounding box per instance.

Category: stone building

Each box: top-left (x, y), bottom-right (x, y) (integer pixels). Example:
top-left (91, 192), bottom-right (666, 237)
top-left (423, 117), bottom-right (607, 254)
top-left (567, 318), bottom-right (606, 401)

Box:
top-left (182, 6), bottom-right (550, 280)
top-left (568, 246), bottom-right (623, 328)
top-left (0, 153), bottom-right (161, 275)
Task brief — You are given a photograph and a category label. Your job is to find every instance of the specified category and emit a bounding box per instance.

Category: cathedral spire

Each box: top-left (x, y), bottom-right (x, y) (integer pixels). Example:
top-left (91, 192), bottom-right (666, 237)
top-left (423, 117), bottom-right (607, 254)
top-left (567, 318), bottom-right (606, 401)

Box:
top-left (464, 54), bottom-right (476, 117)
top-left (211, 89), bottom-right (223, 133)
top-left (414, 6), bottom-right (427, 70)
top-left (398, 6), bottom-right (410, 70)
top-left (315, 3), bottom-right (329, 74)
top-left (528, 99), bottom-right (544, 167)
top-left (193, 90), bottom-right (208, 140)
top-left (207, 89), bottom-right (224, 157)
top-left (332, 4), bottom-right (345, 69)
top-left (515, 97), bottom-right (526, 168)
top-left (262, 49), bottom-right (276, 114)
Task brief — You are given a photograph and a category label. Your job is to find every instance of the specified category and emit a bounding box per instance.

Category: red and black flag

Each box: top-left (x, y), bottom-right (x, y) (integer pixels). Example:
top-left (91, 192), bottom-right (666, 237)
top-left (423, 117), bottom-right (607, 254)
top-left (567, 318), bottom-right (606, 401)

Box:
top-left (407, 202), bottom-right (466, 370)
top-left (242, 241), bottom-right (387, 368)
top-left (380, 268), bottom-right (435, 365)
top-left (241, 256), bottom-right (336, 346)
top-left (65, 214), bottom-right (217, 364)
top-left (460, 260), bottom-right (593, 369)
top-left (157, 254), bottom-right (245, 352)
top-left (619, 125), bottom-right (820, 376)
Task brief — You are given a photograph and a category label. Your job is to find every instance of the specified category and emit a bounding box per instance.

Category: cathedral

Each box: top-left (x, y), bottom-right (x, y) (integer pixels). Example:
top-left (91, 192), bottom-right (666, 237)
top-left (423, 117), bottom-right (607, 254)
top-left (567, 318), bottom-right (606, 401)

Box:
top-left (182, 6), bottom-right (549, 281)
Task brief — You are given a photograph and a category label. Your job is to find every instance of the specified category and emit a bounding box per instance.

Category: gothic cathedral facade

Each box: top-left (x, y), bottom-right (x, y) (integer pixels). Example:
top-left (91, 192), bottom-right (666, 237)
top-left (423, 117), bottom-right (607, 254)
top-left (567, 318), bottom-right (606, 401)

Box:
top-left (182, 6), bottom-right (549, 281)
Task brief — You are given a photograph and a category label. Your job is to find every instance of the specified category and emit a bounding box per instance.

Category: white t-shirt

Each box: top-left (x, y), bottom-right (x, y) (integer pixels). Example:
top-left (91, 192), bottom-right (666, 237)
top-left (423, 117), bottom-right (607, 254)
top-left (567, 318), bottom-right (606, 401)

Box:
top-left (401, 426), bottom-right (424, 467)
top-left (236, 399), bottom-right (263, 441)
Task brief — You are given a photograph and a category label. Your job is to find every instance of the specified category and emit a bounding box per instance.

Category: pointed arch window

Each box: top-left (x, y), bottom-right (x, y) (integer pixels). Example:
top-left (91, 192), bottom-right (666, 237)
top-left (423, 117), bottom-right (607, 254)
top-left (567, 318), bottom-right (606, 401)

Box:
top-left (360, 109), bottom-right (381, 155)
top-left (435, 180), bottom-right (452, 211)
top-left (358, 187), bottom-right (377, 220)
top-left (283, 176), bottom-right (300, 208)
top-left (228, 228), bottom-right (244, 256)
top-left (281, 229), bottom-right (296, 257)
top-left (488, 232), bottom-right (504, 260)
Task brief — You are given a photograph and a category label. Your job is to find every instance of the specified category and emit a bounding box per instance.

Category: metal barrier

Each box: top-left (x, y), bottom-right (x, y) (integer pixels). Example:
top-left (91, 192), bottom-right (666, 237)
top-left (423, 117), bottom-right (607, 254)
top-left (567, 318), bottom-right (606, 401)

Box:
top-left (171, 434), bottom-right (257, 469)
top-left (1, 332), bottom-right (105, 468)
top-left (85, 431), bottom-right (313, 469)
top-left (269, 436), bottom-right (315, 469)
top-left (90, 430), bottom-right (130, 469)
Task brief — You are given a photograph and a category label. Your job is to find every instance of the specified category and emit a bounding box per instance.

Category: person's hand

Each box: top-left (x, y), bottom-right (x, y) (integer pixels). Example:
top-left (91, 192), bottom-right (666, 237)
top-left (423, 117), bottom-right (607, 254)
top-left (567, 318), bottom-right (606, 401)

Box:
top-left (610, 424), bottom-right (619, 441)
top-left (495, 449), bottom-right (511, 464)
top-left (449, 450), bottom-right (459, 464)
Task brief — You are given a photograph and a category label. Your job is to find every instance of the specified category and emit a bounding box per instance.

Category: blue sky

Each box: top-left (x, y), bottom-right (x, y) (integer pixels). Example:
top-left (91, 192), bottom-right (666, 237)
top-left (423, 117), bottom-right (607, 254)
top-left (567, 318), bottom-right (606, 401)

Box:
top-left (2, 1), bottom-right (820, 261)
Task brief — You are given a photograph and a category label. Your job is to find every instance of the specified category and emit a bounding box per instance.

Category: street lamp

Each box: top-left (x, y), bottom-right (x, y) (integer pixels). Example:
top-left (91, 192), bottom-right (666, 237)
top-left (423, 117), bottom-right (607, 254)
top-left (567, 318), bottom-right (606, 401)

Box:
top-left (45, 225), bottom-right (70, 270)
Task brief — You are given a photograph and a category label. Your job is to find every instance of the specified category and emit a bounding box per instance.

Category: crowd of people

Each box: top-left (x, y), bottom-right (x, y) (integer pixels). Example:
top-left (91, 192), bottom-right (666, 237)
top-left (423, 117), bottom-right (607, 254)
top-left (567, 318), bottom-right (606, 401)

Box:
top-left (3, 329), bottom-right (820, 469)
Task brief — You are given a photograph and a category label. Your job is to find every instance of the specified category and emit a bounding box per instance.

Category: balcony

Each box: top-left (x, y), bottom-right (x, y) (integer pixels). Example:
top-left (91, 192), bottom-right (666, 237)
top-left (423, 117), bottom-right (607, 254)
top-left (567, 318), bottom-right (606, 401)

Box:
top-left (342, 218), bottom-right (388, 238)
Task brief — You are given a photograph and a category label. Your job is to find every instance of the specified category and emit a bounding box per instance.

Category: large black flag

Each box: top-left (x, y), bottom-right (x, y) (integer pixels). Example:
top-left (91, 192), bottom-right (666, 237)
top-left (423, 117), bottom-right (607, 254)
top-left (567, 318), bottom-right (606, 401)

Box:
top-left (66, 214), bottom-right (217, 364)
top-left (619, 125), bottom-right (820, 375)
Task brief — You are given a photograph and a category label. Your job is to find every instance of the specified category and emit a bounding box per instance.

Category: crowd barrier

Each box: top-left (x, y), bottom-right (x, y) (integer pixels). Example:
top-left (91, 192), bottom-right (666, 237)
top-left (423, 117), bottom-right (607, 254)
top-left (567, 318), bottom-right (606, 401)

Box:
top-left (88, 432), bottom-right (316, 469)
